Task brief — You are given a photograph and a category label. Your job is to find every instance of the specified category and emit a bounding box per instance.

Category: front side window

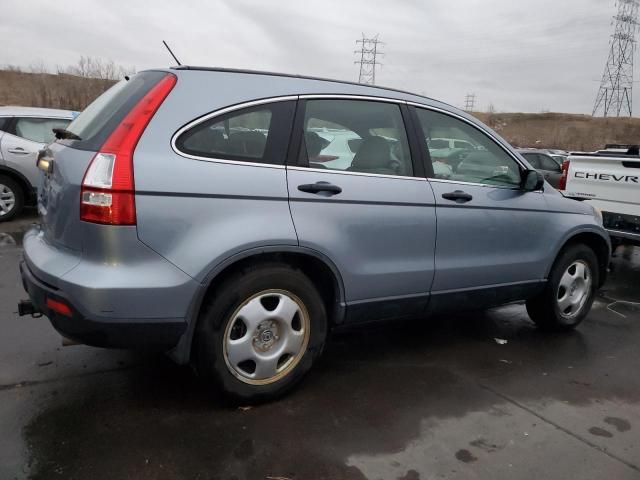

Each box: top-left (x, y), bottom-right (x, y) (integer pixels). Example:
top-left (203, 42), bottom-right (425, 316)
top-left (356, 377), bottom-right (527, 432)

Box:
top-left (299, 99), bottom-right (413, 177)
top-left (175, 101), bottom-right (295, 165)
top-left (14, 117), bottom-right (70, 144)
top-left (415, 108), bottom-right (521, 187)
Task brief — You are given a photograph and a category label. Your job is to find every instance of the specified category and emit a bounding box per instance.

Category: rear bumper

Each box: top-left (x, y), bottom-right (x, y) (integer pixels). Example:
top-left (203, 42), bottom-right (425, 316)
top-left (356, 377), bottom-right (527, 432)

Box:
top-left (20, 261), bottom-right (186, 349)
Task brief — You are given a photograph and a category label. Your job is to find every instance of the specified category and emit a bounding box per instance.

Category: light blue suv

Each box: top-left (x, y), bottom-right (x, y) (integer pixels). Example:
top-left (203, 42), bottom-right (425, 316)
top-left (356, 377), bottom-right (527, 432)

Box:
top-left (19, 67), bottom-right (610, 402)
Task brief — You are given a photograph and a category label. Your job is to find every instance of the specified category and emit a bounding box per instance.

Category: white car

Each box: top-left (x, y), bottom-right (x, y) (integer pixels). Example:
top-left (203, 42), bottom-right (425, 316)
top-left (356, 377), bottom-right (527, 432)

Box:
top-left (0, 107), bottom-right (76, 220)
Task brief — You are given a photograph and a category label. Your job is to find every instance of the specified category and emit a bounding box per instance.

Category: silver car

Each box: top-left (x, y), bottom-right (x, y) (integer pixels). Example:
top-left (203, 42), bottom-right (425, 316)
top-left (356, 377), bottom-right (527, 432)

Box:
top-left (19, 67), bottom-right (610, 402)
top-left (0, 107), bottom-right (76, 220)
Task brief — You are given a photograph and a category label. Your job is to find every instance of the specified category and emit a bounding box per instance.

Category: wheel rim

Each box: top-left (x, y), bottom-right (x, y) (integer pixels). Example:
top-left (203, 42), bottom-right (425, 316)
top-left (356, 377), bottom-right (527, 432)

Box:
top-left (556, 260), bottom-right (592, 318)
top-left (0, 184), bottom-right (16, 216)
top-left (223, 289), bottom-right (311, 385)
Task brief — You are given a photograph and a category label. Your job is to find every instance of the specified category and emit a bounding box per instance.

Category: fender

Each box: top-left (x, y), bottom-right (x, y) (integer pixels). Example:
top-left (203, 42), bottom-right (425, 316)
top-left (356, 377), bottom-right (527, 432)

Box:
top-left (546, 224), bottom-right (611, 279)
top-left (168, 244), bottom-right (346, 365)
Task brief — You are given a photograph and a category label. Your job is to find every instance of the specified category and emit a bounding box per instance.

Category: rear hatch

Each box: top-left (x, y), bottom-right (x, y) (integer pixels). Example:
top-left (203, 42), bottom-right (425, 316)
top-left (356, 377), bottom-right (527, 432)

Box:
top-left (39, 71), bottom-right (174, 251)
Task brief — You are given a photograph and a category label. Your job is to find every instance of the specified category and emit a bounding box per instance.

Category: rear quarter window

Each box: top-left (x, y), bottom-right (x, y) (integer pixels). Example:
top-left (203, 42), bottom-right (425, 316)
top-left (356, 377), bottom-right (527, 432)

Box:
top-left (174, 101), bottom-right (296, 165)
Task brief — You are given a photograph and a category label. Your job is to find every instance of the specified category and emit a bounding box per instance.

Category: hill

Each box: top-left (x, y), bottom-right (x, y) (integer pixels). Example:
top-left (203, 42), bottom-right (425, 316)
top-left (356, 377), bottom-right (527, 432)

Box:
top-left (0, 69), bottom-right (115, 111)
top-left (472, 111), bottom-right (640, 152)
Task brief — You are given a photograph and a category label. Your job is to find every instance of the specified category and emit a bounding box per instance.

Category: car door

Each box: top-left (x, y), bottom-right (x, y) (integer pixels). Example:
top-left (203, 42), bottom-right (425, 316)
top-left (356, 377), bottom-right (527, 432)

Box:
top-left (0, 117), bottom-right (70, 189)
top-left (286, 97), bottom-right (437, 322)
top-left (412, 106), bottom-right (553, 310)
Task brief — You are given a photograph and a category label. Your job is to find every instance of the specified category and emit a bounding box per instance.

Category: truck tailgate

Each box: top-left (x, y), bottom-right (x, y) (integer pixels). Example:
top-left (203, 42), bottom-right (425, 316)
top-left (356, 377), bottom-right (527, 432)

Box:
top-left (564, 155), bottom-right (640, 216)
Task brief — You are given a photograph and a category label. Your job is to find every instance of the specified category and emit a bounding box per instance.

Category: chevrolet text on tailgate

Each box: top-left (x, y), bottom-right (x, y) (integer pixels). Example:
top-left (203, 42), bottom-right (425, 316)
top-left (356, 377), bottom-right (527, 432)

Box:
top-left (18, 66), bottom-right (611, 402)
top-left (561, 145), bottom-right (640, 246)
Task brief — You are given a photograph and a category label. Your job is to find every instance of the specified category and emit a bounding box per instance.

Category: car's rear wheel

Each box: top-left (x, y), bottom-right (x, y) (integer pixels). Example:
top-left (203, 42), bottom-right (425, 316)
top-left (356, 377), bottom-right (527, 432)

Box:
top-left (195, 264), bottom-right (327, 403)
top-left (526, 244), bottom-right (599, 331)
top-left (0, 176), bottom-right (24, 222)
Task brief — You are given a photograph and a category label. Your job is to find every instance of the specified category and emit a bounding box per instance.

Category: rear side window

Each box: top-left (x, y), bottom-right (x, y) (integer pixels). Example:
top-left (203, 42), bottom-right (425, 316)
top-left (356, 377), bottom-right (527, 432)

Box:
top-left (175, 101), bottom-right (295, 165)
top-left (539, 154), bottom-right (560, 171)
top-left (62, 71), bottom-right (170, 151)
top-left (14, 117), bottom-right (70, 143)
top-left (522, 153), bottom-right (540, 168)
top-left (0, 117), bottom-right (8, 132)
top-left (298, 99), bottom-right (413, 176)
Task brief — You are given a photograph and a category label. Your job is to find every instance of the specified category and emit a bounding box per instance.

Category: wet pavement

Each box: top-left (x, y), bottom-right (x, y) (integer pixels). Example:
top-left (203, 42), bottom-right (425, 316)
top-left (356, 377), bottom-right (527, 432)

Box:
top-left (1, 211), bottom-right (640, 479)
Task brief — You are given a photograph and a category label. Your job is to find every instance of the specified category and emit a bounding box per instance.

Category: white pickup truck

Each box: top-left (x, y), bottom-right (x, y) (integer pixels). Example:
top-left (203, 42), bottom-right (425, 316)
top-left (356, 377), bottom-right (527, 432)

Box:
top-left (560, 145), bottom-right (640, 247)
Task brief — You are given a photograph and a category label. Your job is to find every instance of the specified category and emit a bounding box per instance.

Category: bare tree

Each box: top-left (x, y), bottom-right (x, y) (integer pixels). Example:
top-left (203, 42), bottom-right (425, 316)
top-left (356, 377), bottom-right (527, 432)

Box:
top-left (64, 56), bottom-right (134, 81)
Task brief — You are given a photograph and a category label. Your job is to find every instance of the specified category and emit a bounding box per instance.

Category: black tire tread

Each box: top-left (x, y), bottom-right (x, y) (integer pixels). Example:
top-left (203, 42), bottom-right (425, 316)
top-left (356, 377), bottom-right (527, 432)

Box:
top-left (0, 175), bottom-right (24, 222)
top-left (526, 244), bottom-right (599, 332)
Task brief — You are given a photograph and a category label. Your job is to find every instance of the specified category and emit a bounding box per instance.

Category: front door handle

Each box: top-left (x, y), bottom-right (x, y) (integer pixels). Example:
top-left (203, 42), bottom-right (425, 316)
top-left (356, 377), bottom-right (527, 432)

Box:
top-left (8, 147), bottom-right (30, 155)
top-left (298, 182), bottom-right (342, 196)
top-left (442, 190), bottom-right (473, 203)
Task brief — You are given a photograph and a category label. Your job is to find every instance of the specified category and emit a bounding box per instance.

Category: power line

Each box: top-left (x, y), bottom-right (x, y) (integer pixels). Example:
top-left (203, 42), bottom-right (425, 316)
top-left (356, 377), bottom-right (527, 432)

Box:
top-left (464, 93), bottom-right (476, 112)
top-left (355, 34), bottom-right (383, 85)
top-left (593, 0), bottom-right (640, 117)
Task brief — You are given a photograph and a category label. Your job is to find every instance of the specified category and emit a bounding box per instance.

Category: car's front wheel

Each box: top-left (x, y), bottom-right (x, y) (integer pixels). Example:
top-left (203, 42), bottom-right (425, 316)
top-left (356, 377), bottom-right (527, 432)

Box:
top-left (0, 176), bottom-right (24, 222)
top-left (526, 244), bottom-right (599, 331)
top-left (195, 264), bottom-right (327, 403)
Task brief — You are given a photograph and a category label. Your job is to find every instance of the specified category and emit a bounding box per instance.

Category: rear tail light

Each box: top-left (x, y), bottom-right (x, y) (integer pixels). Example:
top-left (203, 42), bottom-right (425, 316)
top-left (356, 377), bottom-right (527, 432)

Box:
top-left (81, 73), bottom-right (177, 225)
top-left (558, 159), bottom-right (570, 190)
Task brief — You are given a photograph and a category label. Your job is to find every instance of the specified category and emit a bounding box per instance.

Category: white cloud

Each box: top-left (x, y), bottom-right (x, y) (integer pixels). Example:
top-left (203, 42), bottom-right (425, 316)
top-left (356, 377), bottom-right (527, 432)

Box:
top-left (0, 0), bottom-right (619, 113)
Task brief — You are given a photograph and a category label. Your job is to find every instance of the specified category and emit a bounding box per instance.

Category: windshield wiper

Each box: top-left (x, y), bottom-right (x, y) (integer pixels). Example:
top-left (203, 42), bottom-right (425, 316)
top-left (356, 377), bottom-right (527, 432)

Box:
top-left (53, 128), bottom-right (81, 141)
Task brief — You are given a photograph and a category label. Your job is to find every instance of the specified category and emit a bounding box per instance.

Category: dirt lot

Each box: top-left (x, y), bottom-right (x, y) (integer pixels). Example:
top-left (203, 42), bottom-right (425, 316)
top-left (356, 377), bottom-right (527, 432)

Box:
top-left (1, 212), bottom-right (639, 479)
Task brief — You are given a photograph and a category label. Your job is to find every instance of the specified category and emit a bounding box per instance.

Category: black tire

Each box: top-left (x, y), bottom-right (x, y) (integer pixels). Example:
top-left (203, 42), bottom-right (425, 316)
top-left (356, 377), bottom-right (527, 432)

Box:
top-left (526, 244), bottom-right (599, 331)
top-left (0, 175), bottom-right (24, 222)
top-left (195, 264), bottom-right (327, 403)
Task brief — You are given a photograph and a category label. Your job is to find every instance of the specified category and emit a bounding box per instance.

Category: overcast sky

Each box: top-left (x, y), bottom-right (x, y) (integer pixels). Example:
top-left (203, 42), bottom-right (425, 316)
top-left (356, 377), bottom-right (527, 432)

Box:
top-left (1, 0), bottom-right (621, 113)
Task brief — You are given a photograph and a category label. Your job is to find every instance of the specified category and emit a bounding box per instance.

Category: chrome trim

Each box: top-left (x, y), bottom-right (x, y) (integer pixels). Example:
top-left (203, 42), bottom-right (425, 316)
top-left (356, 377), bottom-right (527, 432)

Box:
top-left (171, 96), bottom-right (298, 165)
top-left (428, 177), bottom-right (523, 190)
top-left (607, 229), bottom-right (640, 241)
top-left (175, 157), bottom-right (285, 169)
top-left (287, 165), bottom-right (427, 181)
top-left (404, 101), bottom-right (529, 171)
top-left (299, 94), bottom-right (404, 104)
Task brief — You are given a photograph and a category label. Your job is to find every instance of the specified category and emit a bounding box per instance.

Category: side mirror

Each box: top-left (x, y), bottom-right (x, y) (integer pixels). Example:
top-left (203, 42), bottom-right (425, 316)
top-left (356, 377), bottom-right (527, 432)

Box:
top-left (522, 170), bottom-right (544, 191)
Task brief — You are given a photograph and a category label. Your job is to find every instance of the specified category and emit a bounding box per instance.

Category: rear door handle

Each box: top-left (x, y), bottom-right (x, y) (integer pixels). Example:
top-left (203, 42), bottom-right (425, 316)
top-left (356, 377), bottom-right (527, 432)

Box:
top-left (298, 182), bottom-right (342, 196)
top-left (442, 190), bottom-right (473, 203)
top-left (8, 147), bottom-right (30, 155)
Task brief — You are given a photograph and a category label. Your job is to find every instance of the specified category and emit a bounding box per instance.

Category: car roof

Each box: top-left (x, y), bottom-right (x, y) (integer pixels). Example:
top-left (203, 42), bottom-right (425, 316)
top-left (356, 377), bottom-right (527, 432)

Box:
top-left (0, 106), bottom-right (76, 119)
top-left (165, 65), bottom-right (467, 113)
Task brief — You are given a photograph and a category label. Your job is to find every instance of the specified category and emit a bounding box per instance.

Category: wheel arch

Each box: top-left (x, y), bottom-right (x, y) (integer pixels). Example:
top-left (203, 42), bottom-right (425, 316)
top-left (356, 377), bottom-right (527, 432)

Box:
top-left (550, 229), bottom-right (611, 288)
top-left (169, 246), bottom-right (346, 365)
top-left (0, 166), bottom-right (35, 204)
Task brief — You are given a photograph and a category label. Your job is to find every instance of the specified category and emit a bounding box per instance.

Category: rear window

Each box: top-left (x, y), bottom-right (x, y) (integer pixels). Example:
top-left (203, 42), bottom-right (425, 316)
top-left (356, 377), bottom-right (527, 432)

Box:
top-left (61, 70), bottom-right (169, 151)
